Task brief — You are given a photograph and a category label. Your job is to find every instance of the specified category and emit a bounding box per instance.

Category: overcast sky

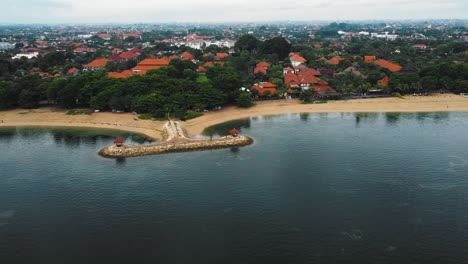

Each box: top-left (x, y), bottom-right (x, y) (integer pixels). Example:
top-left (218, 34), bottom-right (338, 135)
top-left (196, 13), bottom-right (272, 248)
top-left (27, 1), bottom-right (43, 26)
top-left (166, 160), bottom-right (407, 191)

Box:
top-left (2, 0), bottom-right (468, 24)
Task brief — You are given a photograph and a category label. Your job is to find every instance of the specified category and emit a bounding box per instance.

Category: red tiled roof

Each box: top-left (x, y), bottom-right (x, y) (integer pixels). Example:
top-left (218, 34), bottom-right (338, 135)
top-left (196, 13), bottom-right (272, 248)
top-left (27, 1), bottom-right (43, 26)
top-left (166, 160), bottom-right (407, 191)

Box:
top-left (84, 58), bottom-right (109, 68)
top-left (263, 82), bottom-right (276, 88)
top-left (98, 33), bottom-right (112, 39)
top-left (108, 54), bottom-right (123, 62)
top-left (107, 70), bottom-right (144, 78)
top-left (67, 67), bottom-right (79, 75)
top-left (215, 53), bottom-right (229, 60)
top-left (251, 83), bottom-right (276, 96)
top-left (254, 66), bottom-right (267, 75)
top-left (124, 33), bottom-right (141, 39)
top-left (297, 69), bottom-right (319, 84)
top-left (119, 51), bottom-right (139, 59)
top-left (256, 62), bottom-right (271, 68)
top-left (374, 59), bottom-right (402, 72)
top-left (114, 138), bottom-right (125, 144)
top-left (180, 51), bottom-right (195, 61)
top-left (364, 56), bottom-right (376, 63)
top-left (289, 53), bottom-right (306, 63)
top-left (378, 76), bottom-right (389, 86)
top-left (284, 73), bottom-right (300, 86)
top-left (197, 66), bottom-right (206, 73)
top-left (132, 58), bottom-right (171, 72)
top-left (300, 68), bottom-right (321, 76)
top-left (328, 56), bottom-right (342, 65)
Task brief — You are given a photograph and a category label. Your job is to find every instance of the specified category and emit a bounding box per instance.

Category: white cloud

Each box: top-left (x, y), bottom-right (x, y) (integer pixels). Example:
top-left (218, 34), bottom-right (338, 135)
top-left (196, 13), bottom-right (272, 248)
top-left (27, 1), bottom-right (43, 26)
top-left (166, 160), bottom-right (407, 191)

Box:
top-left (2, 0), bottom-right (467, 23)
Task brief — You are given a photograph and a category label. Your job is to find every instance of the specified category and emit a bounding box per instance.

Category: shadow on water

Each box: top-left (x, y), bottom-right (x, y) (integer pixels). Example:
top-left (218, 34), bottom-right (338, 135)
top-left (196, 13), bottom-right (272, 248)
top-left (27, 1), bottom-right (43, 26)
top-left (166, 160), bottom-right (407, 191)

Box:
top-left (300, 113), bottom-right (310, 122)
top-left (116, 158), bottom-right (126, 166)
top-left (354, 113), bottom-right (380, 126)
top-left (0, 127), bottom-right (153, 146)
top-left (384, 112), bottom-right (450, 126)
top-left (230, 147), bottom-right (240, 154)
top-left (202, 118), bottom-right (251, 137)
top-left (385, 112), bottom-right (402, 125)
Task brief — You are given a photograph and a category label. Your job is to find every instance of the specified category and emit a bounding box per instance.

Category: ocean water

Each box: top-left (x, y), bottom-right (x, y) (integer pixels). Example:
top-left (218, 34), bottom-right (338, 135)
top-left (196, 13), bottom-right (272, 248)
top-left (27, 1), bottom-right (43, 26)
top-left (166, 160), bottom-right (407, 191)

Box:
top-left (0, 113), bottom-right (468, 264)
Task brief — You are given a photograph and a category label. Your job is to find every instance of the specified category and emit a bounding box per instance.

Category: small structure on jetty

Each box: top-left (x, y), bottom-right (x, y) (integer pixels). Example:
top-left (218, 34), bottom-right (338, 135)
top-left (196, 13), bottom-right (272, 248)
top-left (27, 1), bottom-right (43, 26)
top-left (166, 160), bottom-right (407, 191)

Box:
top-left (113, 138), bottom-right (125, 147)
top-left (229, 128), bottom-right (240, 137)
top-left (99, 120), bottom-right (253, 158)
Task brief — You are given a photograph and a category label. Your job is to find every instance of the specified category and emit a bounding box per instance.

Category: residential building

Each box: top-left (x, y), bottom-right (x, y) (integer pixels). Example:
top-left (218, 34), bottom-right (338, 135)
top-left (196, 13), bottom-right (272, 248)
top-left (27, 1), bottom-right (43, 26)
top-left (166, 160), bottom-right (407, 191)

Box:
top-left (83, 58), bottom-right (109, 71)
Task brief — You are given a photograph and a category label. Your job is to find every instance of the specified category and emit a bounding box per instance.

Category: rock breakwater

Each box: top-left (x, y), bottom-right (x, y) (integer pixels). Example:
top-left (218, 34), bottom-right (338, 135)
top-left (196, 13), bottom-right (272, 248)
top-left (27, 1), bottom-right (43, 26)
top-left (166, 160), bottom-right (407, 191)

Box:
top-left (99, 120), bottom-right (253, 158)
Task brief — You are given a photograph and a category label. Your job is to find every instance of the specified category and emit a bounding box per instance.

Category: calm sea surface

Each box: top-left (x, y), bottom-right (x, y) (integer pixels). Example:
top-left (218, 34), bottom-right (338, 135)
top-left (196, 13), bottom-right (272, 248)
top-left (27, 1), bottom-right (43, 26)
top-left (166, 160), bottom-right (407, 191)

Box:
top-left (1, 113), bottom-right (468, 264)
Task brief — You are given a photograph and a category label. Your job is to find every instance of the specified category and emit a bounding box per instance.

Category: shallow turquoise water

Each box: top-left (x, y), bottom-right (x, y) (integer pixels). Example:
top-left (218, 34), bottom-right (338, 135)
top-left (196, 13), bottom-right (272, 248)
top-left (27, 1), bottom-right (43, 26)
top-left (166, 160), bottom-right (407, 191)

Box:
top-left (0, 113), bottom-right (468, 263)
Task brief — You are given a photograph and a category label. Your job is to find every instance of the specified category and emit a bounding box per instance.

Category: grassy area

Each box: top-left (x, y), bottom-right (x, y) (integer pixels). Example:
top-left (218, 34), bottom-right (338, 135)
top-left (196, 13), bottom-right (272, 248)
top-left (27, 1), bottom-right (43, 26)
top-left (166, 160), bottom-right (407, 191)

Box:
top-left (65, 109), bottom-right (93, 115)
top-left (182, 110), bottom-right (203, 121)
top-left (393, 92), bottom-right (404, 99)
top-left (18, 110), bottom-right (34, 114)
top-left (196, 75), bottom-right (209, 83)
top-left (303, 100), bottom-right (329, 104)
top-left (138, 114), bottom-right (168, 121)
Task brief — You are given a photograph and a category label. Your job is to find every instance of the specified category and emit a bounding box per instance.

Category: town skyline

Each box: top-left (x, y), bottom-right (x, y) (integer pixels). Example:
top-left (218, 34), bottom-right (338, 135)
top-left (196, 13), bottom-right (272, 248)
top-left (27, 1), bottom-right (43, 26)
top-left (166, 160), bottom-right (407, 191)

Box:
top-left (3, 0), bottom-right (468, 24)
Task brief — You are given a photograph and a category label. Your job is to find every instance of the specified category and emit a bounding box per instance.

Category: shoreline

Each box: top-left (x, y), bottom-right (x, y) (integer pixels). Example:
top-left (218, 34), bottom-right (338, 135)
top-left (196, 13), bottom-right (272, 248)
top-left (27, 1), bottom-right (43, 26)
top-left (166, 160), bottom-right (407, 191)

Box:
top-left (1, 94), bottom-right (467, 138)
top-left (183, 94), bottom-right (468, 135)
top-left (0, 108), bottom-right (165, 140)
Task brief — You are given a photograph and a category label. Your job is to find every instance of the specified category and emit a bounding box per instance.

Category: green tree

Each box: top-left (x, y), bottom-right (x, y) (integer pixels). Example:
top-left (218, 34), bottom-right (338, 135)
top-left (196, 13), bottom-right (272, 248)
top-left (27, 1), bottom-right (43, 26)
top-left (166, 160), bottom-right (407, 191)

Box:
top-left (237, 92), bottom-right (254, 108)
top-left (299, 89), bottom-right (314, 102)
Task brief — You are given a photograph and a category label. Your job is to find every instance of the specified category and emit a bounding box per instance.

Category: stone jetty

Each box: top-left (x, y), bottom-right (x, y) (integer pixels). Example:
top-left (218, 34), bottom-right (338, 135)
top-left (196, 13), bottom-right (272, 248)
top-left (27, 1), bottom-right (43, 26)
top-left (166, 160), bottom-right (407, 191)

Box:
top-left (99, 120), bottom-right (253, 158)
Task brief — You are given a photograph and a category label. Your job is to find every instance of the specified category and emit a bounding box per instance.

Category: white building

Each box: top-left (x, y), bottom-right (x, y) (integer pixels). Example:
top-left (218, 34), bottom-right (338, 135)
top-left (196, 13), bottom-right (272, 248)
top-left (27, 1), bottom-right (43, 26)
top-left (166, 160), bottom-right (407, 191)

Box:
top-left (12, 52), bottom-right (39, 59)
top-left (371, 32), bottom-right (398, 41)
top-left (0, 42), bottom-right (15, 50)
top-left (174, 39), bottom-right (236, 50)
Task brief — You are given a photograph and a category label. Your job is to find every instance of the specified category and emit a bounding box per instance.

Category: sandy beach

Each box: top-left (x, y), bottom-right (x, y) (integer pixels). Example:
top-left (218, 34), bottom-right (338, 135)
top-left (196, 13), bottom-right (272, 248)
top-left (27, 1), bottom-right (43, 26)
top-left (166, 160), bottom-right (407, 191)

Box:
top-left (0, 108), bottom-right (166, 140)
top-left (183, 94), bottom-right (468, 135)
top-left (1, 94), bottom-right (467, 138)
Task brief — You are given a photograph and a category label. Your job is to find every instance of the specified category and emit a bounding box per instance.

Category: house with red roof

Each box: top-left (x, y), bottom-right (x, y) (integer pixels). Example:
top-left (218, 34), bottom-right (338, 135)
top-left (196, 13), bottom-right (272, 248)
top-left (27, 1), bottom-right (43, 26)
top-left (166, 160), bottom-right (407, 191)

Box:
top-left (215, 53), bottom-right (229, 60)
top-left (284, 73), bottom-right (300, 88)
top-left (250, 82), bottom-right (277, 96)
top-left (119, 51), bottom-right (139, 61)
top-left (197, 66), bottom-right (207, 73)
top-left (283, 66), bottom-right (294, 75)
top-left (364, 56), bottom-right (376, 63)
top-left (378, 76), bottom-right (389, 86)
top-left (108, 70), bottom-right (145, 78)
top-left (67, 67), bottom-right (80, 76)
top-left (83, 58), bottom-right (109, 71)
top-left (328, 56), bottom-right (343, 65)
top-left (108, 54), bottom-right (123, 62)
top-left (97, 33), bottom-right (112, 40)
top-left (289, 53), bottom-right (306, 67)
top-left (131, 58), bottom-right (171, 74)
top-left (123, 33), bottom-right (141, 40)
top-left (254, 62), bottom-right (271, 75)
top-left (374, 59), bottom-right (402, 72)
top-left (180, 51), bottom-right (195, 61)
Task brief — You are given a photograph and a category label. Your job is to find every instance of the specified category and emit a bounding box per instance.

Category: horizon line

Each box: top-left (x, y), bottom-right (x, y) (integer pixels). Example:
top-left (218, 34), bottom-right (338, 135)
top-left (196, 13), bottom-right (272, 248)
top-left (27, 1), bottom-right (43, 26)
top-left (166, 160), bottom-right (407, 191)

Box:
top-left (0, 18), bottom-right (467, 26)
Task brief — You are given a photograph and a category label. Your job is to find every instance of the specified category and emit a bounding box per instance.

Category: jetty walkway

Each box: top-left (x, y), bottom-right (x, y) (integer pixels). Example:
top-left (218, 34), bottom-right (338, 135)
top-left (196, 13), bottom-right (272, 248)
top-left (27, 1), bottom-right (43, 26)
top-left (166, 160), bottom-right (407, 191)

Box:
top-left (99, 120), bottom-right (253, 158)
